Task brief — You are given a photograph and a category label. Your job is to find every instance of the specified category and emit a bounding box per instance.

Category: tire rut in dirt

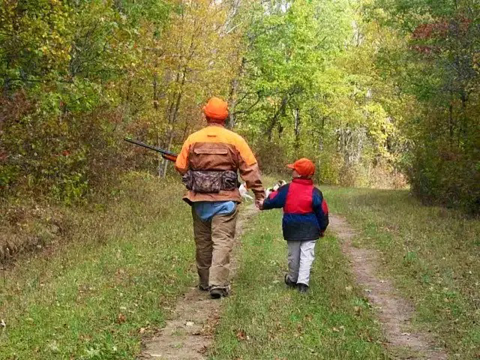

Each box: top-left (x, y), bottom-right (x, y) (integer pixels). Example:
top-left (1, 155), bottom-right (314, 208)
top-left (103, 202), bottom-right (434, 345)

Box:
top-left (139, 204), bottom-right (258, 359)
top-left (330, 215), bottom-right (447, 360)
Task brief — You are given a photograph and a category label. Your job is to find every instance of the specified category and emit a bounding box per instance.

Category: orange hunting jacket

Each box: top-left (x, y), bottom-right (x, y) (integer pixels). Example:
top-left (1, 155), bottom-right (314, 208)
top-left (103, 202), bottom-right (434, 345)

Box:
top-left (175, 124), bottom-right (264, 204)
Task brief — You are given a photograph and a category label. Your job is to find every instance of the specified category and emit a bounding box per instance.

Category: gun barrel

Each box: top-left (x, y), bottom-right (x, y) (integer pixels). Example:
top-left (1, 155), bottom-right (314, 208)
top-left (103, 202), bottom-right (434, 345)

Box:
top-left (124, 138), bottom-right (178, 160)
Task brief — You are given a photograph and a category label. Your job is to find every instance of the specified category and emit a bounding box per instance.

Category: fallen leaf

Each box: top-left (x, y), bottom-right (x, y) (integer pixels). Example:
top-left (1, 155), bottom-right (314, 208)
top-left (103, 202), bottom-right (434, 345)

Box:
top-left (117, 313), bottom-right (127, 324)
top-left (236, 330), bottom-right (247, 341)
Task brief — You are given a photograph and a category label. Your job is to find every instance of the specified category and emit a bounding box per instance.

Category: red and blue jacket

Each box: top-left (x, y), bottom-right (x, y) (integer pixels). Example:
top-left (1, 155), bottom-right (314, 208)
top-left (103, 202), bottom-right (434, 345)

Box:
top-left (262, 178), bottom-right (329, 241)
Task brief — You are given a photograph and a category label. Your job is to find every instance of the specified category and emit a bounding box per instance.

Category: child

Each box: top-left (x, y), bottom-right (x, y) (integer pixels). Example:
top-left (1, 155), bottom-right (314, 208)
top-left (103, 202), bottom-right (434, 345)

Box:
top-left (260, 158), bottom-right (329, 293)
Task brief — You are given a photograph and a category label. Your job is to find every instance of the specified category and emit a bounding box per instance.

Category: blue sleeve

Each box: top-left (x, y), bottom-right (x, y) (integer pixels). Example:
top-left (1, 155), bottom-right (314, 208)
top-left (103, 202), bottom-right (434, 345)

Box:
top-left (263, 185), bottom-right (289, 210)
top-left (312, 188), bottom-right (329, 232)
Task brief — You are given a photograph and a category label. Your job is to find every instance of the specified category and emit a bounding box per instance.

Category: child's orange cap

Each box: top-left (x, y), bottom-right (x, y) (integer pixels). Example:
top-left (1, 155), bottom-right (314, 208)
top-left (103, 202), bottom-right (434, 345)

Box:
top-left (287, 158), bottom-right (315, 177)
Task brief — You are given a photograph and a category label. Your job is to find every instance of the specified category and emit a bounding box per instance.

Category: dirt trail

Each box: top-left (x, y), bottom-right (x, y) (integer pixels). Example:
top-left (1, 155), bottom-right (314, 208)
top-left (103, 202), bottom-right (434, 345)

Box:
top-left (330, 215), bottom-right (447, 360)
top-left (139, 204), bottom-right (258, 359)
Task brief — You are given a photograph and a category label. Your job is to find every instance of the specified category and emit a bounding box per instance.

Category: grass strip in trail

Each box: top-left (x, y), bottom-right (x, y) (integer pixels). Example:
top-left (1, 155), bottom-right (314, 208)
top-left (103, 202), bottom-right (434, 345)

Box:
top-left (210, 204), bottom-right (387, 359)
top-left (0, 173), bottom-right (196, 360)
top-left (326, 187), bottom-right (480, 359)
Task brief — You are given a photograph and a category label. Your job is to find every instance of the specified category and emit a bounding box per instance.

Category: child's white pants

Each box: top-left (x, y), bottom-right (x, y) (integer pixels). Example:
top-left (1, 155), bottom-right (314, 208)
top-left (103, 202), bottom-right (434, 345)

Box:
top-left (287, 240), bottom-right (316, 285)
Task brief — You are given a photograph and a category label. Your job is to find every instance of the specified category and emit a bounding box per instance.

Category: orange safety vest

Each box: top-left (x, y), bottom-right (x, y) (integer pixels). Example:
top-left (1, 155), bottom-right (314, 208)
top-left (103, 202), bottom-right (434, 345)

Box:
top-left (175, 124), bottom-right (264, 204)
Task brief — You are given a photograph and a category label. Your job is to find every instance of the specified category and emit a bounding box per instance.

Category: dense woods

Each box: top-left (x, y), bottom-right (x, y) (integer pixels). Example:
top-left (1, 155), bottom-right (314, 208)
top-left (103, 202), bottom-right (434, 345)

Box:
top-left (1, 0), bottom-right (478, 212)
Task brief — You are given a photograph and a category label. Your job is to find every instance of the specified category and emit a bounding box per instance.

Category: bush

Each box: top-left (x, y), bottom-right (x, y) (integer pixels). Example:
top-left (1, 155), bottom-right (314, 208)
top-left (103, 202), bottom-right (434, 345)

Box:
top-left (0, 91), bottom-right (126, 203)
top-left (409, 144), bottom-right (480, 214)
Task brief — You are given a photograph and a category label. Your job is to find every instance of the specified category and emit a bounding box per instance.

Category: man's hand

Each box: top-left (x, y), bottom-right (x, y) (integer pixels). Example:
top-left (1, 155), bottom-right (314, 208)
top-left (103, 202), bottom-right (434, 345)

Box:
top-left (255, 198), bottom-right (264, 210)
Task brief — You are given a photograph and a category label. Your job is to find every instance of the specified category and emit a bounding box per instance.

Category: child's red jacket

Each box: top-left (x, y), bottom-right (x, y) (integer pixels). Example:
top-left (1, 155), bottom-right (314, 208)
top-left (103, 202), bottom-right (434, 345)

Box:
top-left (263, 178), bottom-right (329, 241)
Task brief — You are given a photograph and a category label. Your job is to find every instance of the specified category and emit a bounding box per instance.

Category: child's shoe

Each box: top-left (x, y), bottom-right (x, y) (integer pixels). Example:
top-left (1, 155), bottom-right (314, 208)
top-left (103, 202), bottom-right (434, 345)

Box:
top-left (284, 274), bottom-right (296, 288)
top-left (297, 283), bottom-right (309, 293)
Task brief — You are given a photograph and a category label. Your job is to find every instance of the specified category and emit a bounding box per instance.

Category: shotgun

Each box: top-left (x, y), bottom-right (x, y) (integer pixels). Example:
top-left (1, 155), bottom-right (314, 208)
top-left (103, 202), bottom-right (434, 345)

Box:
top-left (124, 138), bottom-right (178, 162)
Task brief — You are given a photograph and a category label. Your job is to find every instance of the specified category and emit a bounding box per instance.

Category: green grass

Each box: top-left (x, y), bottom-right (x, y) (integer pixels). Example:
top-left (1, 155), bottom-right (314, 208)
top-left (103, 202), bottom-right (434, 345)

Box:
top-left (0, 172), bottom-right (196, 359)
top-left (3, 176), bottom-right (478, 359)
top-left (325, 186), bottom-right (480, 359)
top-left (209, 203), bottom-right (387, 359)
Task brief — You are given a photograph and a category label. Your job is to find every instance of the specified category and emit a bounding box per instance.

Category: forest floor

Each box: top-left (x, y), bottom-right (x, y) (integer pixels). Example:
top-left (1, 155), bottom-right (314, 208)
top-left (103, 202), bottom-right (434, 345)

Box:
top-left (1, 175), bottom-right (478, 359)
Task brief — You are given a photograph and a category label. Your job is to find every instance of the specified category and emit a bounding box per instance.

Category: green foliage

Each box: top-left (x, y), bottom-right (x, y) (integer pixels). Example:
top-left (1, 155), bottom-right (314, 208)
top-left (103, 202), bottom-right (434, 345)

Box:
top-left (0, 0), bottom-right (242, 202)
top-left (234, 0), bottom-right (405, 188)
top-left (371, 0), bottom-right (480, 212)
top-left (0, 0), bottom-right (168, 201)
top-left (1, 0), bottom-right (477, 212)
top-left (233, 0), bottom-right (478, 211)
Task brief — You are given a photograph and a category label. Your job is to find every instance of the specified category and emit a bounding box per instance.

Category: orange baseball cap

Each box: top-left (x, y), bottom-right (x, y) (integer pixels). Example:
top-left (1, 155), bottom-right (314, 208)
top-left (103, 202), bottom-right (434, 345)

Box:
top-left (287, 158), bottom-right (315, 177)
top-left (203, 97), bottom-right (229, 122)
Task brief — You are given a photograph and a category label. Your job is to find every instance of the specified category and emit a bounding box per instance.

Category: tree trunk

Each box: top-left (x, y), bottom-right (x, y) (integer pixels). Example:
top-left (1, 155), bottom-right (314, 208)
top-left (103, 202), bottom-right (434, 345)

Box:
top-left (227, 57), bottom-right (246, 129)
top-left (448, 98), bottom-right (454, 148)
top-left (267, 96), bottom-right (288, 141)
top-left (293, 107), bottom-right (300, 151)
top-left (153, 73), bottom-right (164, 177)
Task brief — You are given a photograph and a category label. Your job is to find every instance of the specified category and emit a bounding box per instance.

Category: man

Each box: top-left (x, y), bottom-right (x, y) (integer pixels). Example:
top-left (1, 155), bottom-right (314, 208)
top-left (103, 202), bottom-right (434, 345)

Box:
top-left (175, 97), bottom-right (264, 299)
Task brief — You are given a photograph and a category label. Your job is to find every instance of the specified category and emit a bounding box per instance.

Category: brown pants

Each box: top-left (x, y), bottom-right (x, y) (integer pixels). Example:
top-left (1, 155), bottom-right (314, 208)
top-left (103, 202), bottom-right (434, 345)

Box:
top-left (192, 207), bottom-right (238, 289)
